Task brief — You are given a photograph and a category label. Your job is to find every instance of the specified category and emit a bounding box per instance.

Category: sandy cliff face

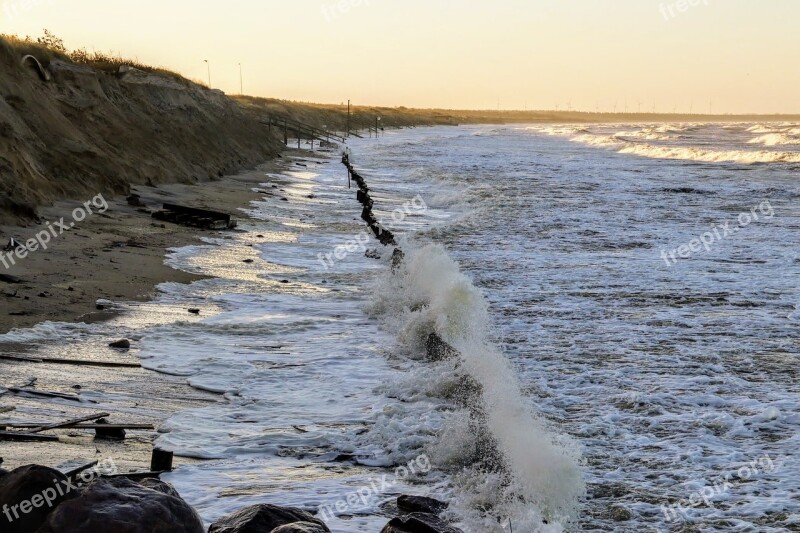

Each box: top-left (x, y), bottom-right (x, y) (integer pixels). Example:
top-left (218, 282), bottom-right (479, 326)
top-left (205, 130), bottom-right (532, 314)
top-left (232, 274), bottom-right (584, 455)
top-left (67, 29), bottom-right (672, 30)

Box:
top-left (0, 39), bottom-right (281, 223)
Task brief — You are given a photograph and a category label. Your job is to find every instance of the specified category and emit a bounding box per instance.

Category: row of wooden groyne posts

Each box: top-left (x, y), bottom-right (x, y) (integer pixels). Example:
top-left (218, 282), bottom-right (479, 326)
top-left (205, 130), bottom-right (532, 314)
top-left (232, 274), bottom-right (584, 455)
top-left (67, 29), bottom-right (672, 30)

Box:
top-left (0, 156), bottom-right (467, 533)
top-left (341, 152), bottom-right (522, 531)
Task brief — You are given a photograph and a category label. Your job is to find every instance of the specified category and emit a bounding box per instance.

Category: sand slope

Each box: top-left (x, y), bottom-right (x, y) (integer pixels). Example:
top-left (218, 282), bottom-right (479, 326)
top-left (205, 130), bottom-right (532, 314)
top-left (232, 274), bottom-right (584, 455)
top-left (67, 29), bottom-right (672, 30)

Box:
top-left (0, 38), bottom-right (283, 223)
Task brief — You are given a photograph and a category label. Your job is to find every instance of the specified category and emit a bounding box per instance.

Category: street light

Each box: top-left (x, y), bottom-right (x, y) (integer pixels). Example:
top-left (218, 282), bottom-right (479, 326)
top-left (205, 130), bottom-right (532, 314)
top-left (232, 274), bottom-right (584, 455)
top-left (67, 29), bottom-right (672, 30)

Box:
top-left (376, 116), bottom-right (381, 138)
top-left (203, 59), bottom-right (211, 88)
top-left (238, 63), bottom-right (243, 95)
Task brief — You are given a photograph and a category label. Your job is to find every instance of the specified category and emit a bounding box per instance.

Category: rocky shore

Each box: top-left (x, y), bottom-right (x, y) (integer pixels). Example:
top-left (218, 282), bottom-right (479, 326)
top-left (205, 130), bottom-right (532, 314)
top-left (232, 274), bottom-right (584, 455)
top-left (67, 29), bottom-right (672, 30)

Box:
top-left (0, 460), bottom-right (458, 532)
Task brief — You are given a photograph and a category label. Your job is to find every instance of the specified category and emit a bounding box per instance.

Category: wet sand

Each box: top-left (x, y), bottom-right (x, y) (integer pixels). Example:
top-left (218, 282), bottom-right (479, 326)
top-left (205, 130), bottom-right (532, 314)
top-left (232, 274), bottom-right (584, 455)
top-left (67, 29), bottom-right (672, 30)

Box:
top-left (0, 153), bottom-right (308, 472)
top-left (0, 157), bottom-right (297, 335)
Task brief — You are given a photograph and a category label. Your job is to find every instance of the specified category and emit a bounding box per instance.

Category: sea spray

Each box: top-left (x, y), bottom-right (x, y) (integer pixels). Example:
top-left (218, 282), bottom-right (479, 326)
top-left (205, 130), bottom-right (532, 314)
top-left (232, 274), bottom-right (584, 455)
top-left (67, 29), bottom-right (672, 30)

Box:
top-left (366, 241), bottom-right (585, 530)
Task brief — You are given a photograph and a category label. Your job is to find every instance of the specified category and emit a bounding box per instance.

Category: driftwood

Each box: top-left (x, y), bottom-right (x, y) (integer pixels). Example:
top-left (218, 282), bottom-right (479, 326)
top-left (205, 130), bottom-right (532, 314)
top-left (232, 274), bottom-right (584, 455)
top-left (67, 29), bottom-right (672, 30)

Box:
top-left (25, 412), bottom-right (110, 434)
top-left (6, 387), bottom-right (90, 403)
top-left (153, 203), bottom-right (237, 230)
top-left (103, 471), bottom-right (165, 480)
top-left (0, 430), bottom-right (59, 442)
top-left (0, 422), bottom-right (153, 430)
top-left (63, 461), bottom-right (99, 480)
top-left (0, 354), bottom-right (140, 368)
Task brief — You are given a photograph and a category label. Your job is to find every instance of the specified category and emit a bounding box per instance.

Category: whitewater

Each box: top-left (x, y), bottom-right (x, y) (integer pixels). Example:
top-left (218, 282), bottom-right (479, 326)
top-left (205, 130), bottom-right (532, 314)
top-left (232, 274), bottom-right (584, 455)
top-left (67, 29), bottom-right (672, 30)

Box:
top-left (2, 122), bottom-right (799, 532)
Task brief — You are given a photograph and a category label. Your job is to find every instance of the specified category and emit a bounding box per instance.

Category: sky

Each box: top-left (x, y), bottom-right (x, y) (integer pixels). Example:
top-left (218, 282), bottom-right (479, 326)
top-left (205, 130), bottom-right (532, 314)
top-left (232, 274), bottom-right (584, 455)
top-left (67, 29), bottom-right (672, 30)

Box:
top-left (1, 0), bottom-right (799, 113)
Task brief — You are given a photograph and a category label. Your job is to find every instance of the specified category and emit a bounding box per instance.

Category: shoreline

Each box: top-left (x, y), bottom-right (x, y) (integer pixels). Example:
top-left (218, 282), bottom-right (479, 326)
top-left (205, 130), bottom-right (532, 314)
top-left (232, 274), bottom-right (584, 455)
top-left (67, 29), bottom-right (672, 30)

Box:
top-left (0, 151), bottom-right (307, 473)
top-left (0, 156), bottom-right (302, 335)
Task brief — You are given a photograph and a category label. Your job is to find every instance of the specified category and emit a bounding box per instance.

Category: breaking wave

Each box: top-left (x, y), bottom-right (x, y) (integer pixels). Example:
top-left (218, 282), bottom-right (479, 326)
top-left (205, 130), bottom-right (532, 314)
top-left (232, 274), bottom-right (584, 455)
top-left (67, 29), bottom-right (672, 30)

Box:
top-left (366, 242), bottom-right (585, 531)
top-left (528, 123), bottom-right (800, 164)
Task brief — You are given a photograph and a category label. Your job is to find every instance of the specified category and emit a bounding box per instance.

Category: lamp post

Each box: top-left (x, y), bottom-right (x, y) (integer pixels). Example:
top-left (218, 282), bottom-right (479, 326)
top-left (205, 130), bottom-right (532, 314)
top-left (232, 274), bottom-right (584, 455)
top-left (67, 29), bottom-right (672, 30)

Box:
top-left (376, 116), bottom-right (381, 138)
top-left (204, 59), bottom-right (211, 88)
top-left (238, 63), bottom-right (243, 95)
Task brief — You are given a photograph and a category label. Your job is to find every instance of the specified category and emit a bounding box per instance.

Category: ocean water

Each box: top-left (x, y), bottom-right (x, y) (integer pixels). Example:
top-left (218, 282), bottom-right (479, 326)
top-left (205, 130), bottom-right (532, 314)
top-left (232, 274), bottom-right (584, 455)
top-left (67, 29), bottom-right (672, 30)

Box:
top-left (3, 122), bottom-right (800, 532)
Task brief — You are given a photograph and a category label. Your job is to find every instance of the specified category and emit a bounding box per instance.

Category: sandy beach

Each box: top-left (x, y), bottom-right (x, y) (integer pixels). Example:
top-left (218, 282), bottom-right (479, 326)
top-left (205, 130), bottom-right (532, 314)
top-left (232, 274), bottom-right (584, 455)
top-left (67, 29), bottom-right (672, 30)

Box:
top-left (0, 154), bottom-right (302, 472)
top-left (0, 157), bottom-right (298, 335)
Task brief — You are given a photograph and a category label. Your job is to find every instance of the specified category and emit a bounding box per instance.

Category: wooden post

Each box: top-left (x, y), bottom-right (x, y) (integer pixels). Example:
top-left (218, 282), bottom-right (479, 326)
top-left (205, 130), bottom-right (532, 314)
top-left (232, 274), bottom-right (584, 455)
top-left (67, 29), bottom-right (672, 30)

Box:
top-left (297, 129), bottom-right (301, 149)
top-left (283, 120), bottom-right (288, 145)
top-left (151, 448), bottom-right (174, 472)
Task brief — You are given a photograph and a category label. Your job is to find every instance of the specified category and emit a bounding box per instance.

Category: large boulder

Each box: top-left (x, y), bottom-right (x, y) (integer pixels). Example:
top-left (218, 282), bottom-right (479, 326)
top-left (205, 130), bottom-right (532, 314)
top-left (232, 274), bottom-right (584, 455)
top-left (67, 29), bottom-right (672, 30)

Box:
top-left (271, 522), bottom-right (330, 533)
top-left (209, 504), bottom-right (329, 533)
top-left (37, 477), bottom-right (204, 533)
top-left (0, 464), bottom-right (76, 533)
top-left (397, 495), bottom-right (448, 515)
top-left (380, 512), bottom-right (463, 533)
top-left (138, 478), bottom-right (181, 498)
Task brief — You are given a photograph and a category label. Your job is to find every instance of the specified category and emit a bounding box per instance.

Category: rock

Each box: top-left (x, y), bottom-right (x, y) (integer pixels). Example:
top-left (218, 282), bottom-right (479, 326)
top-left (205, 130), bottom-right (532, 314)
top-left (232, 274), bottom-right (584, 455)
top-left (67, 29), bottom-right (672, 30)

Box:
top-left (380, 513), bottom-right (463, 533)
top-left (271, 522), bottom-right (330, 533)
top-left (138, 478), bottom-right (181, 498)
top-left (188, 308), bottom-right (200, 315)
top-left (109, 339), bottom-right (130, 349)
top-left (0, 274), bottom-right (22, 284)
top-left (365, 249), bottom-right (381, 259)
top-left (425, 333), bottom-right (459, 362)
top-left (38, 477), bottom-right (204, 533)
top-left (609, 505), bottom-right (632, 521)
top-left (397, 495), bottom-right (448, 515)
top-left (126, 194), bottom-right (145, 207)
top-left (208, 504), bottom-right (329, 533)
top-left (243, 259), bottom-right (254, 263)
top-left (0, 464), bottom-right (77, 533)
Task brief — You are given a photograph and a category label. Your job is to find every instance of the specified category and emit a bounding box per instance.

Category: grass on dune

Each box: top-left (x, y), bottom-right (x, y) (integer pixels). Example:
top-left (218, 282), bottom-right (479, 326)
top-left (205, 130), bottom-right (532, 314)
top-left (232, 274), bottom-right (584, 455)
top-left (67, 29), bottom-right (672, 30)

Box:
top-left (1, 29), bottom-right (194, 84)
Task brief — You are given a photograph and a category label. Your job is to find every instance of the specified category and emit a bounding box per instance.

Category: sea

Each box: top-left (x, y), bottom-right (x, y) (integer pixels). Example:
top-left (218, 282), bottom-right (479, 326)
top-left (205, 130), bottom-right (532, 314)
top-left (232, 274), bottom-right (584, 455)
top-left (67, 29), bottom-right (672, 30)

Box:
top-left (3, 122), bottom-right (799, 532)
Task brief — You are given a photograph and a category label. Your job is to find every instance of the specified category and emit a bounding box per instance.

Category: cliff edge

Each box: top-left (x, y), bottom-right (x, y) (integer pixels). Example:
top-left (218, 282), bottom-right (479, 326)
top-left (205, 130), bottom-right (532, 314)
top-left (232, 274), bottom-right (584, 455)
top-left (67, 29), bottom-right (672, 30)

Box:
top-left (0, 37), bottom-right (282, 223)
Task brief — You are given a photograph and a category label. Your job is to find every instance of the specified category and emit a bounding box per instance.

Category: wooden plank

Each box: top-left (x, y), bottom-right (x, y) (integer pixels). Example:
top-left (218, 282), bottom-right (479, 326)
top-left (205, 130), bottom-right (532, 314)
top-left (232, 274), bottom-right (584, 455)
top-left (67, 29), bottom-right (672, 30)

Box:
top-left (25, 412), bottom-right (110, 434)
top-left (6, 387), bottom-right (87, 402)
top-left (63, 461), bottom-right (99, 479)
top-left (103, 471), bottom-right (164, 480)
top-left (162, 203), bottom-right (231, 224)
top-left (0, 422), bottom-right (154, 430)
top-left (0, 354), bottom-right (140, 368)
top-left (0, 430), bottom-right (59, 441)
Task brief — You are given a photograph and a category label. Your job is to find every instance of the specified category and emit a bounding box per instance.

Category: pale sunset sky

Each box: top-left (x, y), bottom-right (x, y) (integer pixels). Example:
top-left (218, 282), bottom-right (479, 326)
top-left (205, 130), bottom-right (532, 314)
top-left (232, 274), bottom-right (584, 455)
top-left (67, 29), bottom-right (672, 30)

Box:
top-left (1, 0), bottom-right (798, 113)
